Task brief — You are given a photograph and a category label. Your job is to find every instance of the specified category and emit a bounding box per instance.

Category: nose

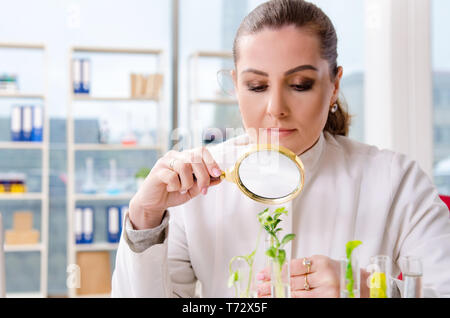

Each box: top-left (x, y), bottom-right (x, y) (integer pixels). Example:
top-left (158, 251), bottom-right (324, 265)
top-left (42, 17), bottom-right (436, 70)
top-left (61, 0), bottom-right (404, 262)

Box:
top-left (266, 85), bottom-right (289, 118)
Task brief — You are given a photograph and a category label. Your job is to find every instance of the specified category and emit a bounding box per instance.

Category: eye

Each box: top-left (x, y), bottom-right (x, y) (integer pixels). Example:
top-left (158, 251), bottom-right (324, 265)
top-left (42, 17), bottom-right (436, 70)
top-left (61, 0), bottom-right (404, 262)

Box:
top-left (247, 84), bottom-right (268, 92)
top-left (290, 82), bottom-right (313, 92)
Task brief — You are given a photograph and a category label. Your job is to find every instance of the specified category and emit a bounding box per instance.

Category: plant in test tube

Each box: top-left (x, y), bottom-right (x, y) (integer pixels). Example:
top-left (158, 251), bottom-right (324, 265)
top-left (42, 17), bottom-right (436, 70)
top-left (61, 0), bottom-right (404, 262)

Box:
top-left (258, 207), bottom-right (295, 298)
top-left (345, 240), bottom-right (362, 298)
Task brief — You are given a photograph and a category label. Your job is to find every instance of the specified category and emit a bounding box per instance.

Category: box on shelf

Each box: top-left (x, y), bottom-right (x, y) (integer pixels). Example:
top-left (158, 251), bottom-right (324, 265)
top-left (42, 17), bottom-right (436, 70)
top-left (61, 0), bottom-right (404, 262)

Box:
top-left (0, 173), bottom-right (27, 193)
top-left (130, 73), bottom-right (163, 99)
top-left (5, 211), bottom-right (39, 245)
top-left (76, 251), bottom-right (111, 296)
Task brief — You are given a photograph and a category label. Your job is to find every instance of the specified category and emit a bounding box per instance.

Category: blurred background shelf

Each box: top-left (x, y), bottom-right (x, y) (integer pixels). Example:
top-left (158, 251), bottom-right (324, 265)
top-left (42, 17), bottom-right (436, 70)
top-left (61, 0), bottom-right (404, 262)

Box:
top-left (4, 243), bottom-right (44, 252)
top-left (75, 243), bottom-right (119, 252)
top-left (66, 45), bottom-right (165, 298)
top-left (191, 98), bottom-right (237, 105)
top-left (0, 142), bottom-right (44, 150)
top-left (74, 193), bottom-right (134, 201)
top-left (0, 42), bottom-right (49, 298)
top-left (6, 292), bottom-right (44, 298)
top-left (73, 293), bottom-right (110, 298)
top-left (0, 193), bottom-right (44, 201)
top-left (72, 46), bottom-right (162, 55)
top-left (73, 144), bottom-right (161, 151)
top-left (0, 93), bottom-right (45, 99)
top-left (72, 96), bottom-right (159, 102)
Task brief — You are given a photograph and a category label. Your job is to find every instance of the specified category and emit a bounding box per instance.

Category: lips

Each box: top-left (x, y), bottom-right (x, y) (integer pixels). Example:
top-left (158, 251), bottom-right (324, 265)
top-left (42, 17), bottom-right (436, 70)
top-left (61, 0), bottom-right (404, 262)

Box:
top-left (263, 128), bottom-right (297, 138)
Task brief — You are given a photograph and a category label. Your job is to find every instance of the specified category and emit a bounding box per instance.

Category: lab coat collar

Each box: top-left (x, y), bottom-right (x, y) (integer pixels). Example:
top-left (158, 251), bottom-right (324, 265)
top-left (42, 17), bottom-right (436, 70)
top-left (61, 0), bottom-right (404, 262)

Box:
top-left (298, 132), bottom-right (326, 182)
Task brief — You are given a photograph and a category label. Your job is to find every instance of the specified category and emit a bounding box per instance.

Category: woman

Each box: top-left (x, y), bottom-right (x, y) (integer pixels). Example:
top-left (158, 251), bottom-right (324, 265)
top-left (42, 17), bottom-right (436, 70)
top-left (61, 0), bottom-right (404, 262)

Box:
top-left (112, 0), bottom-right (450, 298)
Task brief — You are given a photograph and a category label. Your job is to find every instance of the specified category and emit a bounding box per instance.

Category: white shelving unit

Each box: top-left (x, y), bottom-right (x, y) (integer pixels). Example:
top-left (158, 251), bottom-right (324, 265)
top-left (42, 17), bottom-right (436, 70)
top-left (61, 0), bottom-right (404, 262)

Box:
top-left (187, 51), bottom-right (238, 139)
top-left (0, 42), bottom-right (49, 298)
top-left (66, 46), bottom-right (165, 298)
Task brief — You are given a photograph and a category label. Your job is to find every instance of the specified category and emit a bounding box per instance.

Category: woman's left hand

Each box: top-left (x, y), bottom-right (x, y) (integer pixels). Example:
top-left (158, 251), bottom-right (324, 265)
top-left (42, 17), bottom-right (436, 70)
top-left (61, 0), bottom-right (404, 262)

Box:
top-left (257, 255), bottom-right (341, 298)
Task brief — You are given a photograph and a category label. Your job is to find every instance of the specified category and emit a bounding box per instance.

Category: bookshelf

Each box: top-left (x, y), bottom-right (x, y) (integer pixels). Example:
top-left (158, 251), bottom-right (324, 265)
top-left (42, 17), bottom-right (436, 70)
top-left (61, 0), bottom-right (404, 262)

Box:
top-left (66, 46), bottom-right (166, 298)
top-left (0, 42), bottom-right (49, 298)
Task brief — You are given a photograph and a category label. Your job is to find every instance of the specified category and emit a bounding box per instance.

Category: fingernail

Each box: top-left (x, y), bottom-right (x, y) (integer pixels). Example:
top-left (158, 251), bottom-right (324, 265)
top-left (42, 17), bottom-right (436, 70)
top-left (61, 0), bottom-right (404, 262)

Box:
top-left (256, 273), bottom-right (265, 281)
top-left (201, 188), bottom-right (208, 195)
top-left (212, 168), bottom-right (221, 177)
top-left (180, 190), bottom-right (187, 194)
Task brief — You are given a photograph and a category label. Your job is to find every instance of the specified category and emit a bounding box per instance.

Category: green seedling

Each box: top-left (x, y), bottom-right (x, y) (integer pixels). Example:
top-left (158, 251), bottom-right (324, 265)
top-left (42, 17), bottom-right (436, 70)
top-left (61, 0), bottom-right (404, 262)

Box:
top-left (228, 226), bottom-right (263, 298)
top-left (257, 207), bottom-right (295, 298)
top-left (345, 240), bottom-right (362, 298)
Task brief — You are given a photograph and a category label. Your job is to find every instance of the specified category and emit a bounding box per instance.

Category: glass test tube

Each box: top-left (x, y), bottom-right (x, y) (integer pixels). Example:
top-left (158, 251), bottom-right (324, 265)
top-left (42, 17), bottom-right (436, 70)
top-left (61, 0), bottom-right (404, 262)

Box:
top-left (369, 255), bottom-right (392, 298)
top-left (340, 255), bottom-right (360, 298)
top-left (400, 256), bottom-right (423, 298)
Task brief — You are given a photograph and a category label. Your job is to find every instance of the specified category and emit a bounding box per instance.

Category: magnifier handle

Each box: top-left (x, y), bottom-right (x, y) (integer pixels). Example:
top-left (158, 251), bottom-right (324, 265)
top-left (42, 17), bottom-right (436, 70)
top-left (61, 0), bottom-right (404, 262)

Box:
top-left (191, 174), bottom-right (223, 182)
top-left (188, 170), bottom-right (230, 183)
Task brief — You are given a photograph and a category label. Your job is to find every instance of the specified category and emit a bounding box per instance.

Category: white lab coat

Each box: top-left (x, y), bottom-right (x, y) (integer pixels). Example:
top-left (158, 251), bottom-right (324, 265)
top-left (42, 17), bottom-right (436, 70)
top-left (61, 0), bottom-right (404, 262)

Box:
top-left (111, 132), bottom-right (450, 297)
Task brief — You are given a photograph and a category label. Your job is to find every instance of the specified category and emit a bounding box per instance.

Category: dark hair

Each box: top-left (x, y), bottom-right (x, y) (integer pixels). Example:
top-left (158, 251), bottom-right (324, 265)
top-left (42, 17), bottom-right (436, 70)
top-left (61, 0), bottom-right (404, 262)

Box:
top-left (233, 0), bottom-right (351, 136)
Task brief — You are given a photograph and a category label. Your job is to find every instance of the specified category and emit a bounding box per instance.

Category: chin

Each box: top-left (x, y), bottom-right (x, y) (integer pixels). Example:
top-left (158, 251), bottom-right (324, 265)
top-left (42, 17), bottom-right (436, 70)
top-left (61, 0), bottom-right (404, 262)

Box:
top-left (278, 139), bottom-right (304, 156)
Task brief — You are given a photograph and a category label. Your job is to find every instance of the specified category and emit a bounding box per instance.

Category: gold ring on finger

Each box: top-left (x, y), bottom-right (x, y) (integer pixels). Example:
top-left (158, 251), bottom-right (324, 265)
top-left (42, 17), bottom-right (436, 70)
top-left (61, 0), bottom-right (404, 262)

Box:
top-left (304, 274), bottom-right (310, 291)
top-left (303, 257), bottom-right (312, 274)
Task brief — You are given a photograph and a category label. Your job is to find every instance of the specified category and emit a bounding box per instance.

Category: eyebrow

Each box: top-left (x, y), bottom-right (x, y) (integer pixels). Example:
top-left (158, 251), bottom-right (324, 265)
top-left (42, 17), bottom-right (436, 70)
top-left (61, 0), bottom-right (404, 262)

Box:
top-left (241, 64), bottom-right (318, 77)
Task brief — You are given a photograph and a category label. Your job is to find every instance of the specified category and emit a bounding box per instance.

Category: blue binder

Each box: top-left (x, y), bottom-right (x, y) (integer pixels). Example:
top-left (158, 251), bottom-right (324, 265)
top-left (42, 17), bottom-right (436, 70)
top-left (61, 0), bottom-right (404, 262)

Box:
top-left (107, 206), bottom-right (120, 243)
top-left (82, 206), bottom-right (94, 244)
top-left (31, 106), bottom-right (43, 142)
top-left (21, 106), bottom-right (33, 141)
top-left (10, 105), bottom-right (22, 142)
top-left (75, 207), bottom-right (83, 244)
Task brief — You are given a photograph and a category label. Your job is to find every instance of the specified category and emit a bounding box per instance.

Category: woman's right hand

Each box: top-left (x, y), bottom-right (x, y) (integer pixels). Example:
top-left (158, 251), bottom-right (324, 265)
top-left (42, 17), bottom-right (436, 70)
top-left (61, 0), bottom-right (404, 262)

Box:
top-left (128, 147), bottom-right (223, 230)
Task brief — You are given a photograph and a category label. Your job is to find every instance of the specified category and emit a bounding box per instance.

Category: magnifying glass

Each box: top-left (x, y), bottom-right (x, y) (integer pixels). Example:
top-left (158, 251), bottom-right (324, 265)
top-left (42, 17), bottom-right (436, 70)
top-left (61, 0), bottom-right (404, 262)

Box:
top-left (219, 144), bottom-right (305, 205)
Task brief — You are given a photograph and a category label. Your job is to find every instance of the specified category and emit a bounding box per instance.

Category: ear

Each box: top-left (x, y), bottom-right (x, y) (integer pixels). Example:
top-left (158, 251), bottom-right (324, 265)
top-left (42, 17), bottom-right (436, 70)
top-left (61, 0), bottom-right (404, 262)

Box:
top-left (331, 66), bottom-right (344, 104)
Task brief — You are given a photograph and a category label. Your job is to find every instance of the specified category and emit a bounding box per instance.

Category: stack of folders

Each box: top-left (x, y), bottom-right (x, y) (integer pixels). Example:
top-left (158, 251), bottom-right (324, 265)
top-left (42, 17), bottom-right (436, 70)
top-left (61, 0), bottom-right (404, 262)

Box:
top-left (10, 105), bottom-right (43, 142)
top-left (107, 205), bottom-right (128, 243)
top-left (75, 206), bottom-right (94, 244)
top-left (75, 205), bottom-right (128, 244)
top-left (72, 58), bottom-right (91, 94)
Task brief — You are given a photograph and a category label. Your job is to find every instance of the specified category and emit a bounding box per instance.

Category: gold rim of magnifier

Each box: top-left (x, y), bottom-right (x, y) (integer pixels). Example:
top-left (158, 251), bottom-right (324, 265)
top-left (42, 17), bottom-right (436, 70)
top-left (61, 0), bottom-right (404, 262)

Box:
top-left (222, 144), bottom-right (305, 205)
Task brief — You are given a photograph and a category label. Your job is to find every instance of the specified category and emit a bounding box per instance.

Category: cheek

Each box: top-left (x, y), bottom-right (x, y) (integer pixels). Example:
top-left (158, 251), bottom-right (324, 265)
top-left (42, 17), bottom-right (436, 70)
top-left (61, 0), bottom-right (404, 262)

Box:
top-left (290, 89), bottom-right (329, 127)
top-left (237, 94), bottom-right (266, 128)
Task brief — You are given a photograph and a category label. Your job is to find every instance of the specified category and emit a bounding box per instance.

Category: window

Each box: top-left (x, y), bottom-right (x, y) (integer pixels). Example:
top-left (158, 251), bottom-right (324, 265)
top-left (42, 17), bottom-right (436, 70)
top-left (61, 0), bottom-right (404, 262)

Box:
top-left (432, 0), bottom-right (450, 195)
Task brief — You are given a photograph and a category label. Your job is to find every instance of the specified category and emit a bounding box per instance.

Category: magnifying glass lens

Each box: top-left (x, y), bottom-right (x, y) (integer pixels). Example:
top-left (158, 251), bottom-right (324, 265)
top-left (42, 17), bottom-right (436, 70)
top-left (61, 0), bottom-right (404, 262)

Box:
top-left (237, 150), bottom-right (301, 200)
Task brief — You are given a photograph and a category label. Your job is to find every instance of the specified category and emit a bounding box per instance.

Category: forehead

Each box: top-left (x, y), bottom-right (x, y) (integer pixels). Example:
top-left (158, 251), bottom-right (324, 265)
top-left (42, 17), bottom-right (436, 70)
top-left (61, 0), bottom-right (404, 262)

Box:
top-left (236, 25), bottom-right (326, 73)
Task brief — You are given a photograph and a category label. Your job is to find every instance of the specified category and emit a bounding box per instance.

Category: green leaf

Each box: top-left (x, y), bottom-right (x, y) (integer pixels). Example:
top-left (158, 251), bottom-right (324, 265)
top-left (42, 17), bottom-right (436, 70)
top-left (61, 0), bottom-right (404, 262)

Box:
top-left (281, 234), bottom-right (296, 246)
top-left (227, 270), bottom-right (239, 288)
top-left (277, 249), bottom-right (286, 266)
top-left (345, 240), bottom-right (362, 259)
top-left (275, 207), bottom-right (287, 214)
top-left (273, 219), bottom-right (282, 228)
top-left (135, 167), bottom-right (151, 179)
top-left (265, 247), bottom-right (276, 258)
top-left (344, 240), bottom-right (362, 298)
top-left (273, 213), bottom-right (281, 220)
